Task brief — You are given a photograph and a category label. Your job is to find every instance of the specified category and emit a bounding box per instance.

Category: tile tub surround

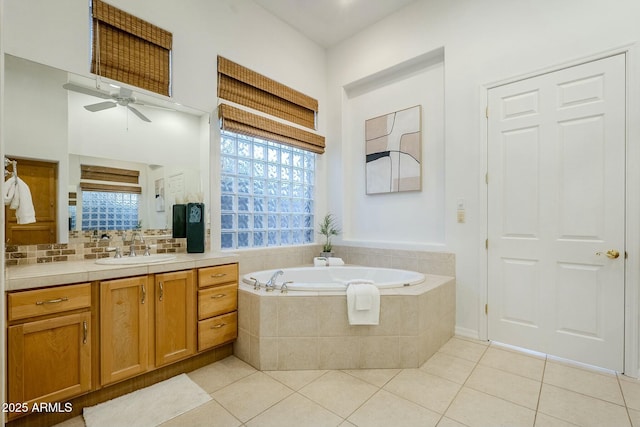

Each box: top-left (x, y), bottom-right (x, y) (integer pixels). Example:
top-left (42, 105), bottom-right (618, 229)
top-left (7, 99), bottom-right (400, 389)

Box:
top-left (235, 274), bottom-right (455, 370)
top-left (235, 244), bottom-right (456, 277)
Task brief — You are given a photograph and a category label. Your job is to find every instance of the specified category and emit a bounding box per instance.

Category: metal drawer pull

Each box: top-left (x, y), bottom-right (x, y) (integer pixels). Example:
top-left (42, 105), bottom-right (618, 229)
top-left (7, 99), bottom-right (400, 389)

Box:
top-left (159, 282), bottom-right (164, 301)
top-left (211, 323), bottom-right (226, 329)
top-left (211, 273), bottom-right (227, 278)
top-left (82, 321), bottom-right (88, 344)
top-left (211, 294), bottom-right (226, 299)
top-left (141, 284), bottom-right (146, 304)
top-left (36, 297), bottom-right (69, 306)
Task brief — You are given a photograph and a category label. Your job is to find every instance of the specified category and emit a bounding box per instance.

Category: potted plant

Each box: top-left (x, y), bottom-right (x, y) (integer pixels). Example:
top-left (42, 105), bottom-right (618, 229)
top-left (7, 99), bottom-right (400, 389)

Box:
top-left (318, 213), bottom-right (340, 257)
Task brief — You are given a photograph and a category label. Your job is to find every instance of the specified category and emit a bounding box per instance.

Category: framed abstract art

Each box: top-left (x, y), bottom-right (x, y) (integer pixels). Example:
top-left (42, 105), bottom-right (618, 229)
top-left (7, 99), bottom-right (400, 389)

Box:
top-left (365, 105), bottom-right (422, 194)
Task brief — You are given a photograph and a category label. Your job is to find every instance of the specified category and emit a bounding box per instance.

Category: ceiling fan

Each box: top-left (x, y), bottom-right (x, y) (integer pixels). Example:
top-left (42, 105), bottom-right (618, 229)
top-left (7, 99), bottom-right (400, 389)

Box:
top-left (63, 82), bottom-right (152, 122)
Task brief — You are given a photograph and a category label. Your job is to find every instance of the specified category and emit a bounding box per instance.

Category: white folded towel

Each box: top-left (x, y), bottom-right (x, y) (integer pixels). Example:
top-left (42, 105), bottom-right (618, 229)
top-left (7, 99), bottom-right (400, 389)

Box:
top-left (346, 283), bottom-right (380, 325)
top-left (314, 257), bottom-right (327, 267)
top-left (314, 257), bottom-right (345, 267)
top-left (3, 176), bottom-right (36, 224)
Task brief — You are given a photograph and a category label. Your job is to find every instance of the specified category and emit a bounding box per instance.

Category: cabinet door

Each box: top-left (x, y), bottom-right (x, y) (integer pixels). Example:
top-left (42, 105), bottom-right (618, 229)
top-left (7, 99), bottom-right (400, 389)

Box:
top-left (7, 311), bottom-right (91, 416)
top-left (100, 276), bottom-right (149, 385)
top-left (155, 270), bottom-right (196, 366)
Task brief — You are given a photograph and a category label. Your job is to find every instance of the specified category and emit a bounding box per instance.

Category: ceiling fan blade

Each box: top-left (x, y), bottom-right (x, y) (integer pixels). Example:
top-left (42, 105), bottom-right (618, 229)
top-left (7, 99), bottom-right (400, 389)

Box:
top-left (133, 101), bottom-right (175, 112)
top-left (63, 82), bottom-right (112, 99)
top-left (127, 106), bottom-right (151, 122)
top-left (84, 101), bottom-right (117, 112)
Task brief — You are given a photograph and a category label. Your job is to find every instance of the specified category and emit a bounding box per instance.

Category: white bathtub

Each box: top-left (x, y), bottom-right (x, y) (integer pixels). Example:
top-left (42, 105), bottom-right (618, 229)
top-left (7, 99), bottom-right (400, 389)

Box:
top-left (242, 266), bottom-right (425, 291)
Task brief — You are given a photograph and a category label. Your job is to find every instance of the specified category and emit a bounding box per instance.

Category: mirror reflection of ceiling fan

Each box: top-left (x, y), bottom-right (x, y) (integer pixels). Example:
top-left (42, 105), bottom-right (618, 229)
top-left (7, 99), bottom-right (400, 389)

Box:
top-left (63, 82), bottom-right (153, 122)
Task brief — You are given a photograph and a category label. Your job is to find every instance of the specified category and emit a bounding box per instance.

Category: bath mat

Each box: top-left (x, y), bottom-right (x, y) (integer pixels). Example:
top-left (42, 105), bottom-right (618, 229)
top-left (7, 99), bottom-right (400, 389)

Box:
top-left (83, 374), bottom-right (211, 427)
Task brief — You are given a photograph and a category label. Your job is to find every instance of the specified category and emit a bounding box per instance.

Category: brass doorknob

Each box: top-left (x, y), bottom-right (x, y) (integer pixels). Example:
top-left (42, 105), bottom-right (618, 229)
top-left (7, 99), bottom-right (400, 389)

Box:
top-left (596, 250), bottom-right (620, 259)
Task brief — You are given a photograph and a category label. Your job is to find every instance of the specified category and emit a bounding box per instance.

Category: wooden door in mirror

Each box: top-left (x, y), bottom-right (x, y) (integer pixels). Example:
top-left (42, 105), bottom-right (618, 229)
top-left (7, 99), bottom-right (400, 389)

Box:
top-left (5, 158), bottom-right (58, 244)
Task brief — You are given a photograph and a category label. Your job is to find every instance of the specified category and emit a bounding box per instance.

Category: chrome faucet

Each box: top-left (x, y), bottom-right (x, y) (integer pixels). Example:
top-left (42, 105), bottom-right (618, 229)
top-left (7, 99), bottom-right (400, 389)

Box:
top-left (128, 230), bottom-right (145, 257)
top-left (265, 270), bottom-right (283, 292)
top-left (281, 281), bottom-right (293, 294)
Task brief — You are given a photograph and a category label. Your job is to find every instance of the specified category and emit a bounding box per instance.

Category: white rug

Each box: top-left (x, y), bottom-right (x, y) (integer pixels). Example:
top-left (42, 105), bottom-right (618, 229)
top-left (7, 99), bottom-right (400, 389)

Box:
top-left (83, 374), bottom-right (211, 427)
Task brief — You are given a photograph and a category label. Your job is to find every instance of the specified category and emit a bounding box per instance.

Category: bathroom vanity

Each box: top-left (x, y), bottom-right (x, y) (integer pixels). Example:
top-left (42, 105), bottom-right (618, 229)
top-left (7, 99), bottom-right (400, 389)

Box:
top-left (4, 253), bottom-right (238, 424)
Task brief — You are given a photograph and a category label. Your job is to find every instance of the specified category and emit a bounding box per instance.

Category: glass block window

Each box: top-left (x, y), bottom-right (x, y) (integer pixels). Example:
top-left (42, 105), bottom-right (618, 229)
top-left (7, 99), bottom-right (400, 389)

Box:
top-left (221, 130), bottom-right (315, 249)
top-left (81, 191), bottom-right (139, 231)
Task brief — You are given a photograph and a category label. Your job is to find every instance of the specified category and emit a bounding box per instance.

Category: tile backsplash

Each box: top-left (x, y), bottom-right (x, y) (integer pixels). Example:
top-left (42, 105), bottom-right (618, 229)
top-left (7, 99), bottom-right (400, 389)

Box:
top-left (5, 229), bottom-right (195, 265)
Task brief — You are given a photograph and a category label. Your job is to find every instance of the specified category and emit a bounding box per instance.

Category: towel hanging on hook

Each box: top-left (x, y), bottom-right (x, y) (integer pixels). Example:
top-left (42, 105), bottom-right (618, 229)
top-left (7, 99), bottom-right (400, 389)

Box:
top-left (4, 157), bottom-right (17, 178)
top-left (3, 158), bottom-right (35, 224)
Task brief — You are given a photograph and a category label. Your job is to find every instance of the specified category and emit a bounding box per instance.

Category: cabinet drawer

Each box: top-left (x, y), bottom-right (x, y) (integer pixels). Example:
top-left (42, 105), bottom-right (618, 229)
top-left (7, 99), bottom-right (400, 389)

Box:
top-left (198, 264), bottom-right (237, 288)
top-left (198, 311), bottom-right (237, 351)
top-left (8, 283), bottom-right (91, 321)
top-left (198, 284), bottom-right (237, 320)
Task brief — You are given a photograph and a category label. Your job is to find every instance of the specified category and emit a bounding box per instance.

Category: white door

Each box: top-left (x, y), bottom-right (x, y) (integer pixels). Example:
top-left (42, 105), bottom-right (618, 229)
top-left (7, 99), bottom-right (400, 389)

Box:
top-left (487, 54), bottom-right (626, 371)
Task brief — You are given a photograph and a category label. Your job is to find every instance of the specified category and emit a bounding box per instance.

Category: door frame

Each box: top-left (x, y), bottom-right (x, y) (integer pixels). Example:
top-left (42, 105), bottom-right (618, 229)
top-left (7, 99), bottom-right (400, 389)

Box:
top-left (479, 43), bottom-right (640, 376)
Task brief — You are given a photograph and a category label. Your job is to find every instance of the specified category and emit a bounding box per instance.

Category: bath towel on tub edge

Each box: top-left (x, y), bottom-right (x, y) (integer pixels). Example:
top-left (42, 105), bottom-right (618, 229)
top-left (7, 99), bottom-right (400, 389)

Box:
top-left (346, 283), bottom-right (380, 325)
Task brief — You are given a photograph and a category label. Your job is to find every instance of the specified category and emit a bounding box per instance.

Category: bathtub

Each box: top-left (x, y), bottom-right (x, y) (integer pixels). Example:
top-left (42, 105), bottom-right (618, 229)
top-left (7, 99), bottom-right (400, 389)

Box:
top-left (235, 266), bottom-right (455, 370)
top-left (241, 266), bottom-right (426, 291)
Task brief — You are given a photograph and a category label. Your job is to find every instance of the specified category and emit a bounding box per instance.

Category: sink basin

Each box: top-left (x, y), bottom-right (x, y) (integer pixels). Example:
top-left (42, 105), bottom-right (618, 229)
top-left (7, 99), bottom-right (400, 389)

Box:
top-left (95, 254), bottom-right (177, 265)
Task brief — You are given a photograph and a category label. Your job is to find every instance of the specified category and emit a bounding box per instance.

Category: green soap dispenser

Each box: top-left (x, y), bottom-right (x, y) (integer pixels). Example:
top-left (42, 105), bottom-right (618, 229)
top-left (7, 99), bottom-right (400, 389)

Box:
top-left (186, 203), bottom-right (205, 253)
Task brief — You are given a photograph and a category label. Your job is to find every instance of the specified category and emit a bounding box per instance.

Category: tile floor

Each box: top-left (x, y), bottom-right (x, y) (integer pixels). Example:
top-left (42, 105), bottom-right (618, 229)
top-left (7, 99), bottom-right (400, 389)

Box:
top-left (56, 336), bottom-right (640, 427)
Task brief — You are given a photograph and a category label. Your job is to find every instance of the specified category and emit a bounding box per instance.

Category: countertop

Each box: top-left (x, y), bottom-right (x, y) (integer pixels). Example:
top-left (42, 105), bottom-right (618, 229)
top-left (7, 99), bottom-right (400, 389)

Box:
top-left (5, 252), bottom-right (239, 291)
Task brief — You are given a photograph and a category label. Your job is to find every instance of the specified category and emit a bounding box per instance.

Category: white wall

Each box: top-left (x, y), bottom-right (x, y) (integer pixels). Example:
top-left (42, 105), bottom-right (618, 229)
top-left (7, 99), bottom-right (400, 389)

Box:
top-left (2, 0), bottom-right (328, 243)
top-left (3, 0), bottom-right (326, 125)
top-left (326, 0), bottom-right (640, 353)
top-left (341, 51), bottom-right (445, 247)
top-left (67, 92), bottom-right (203, 167)
top-left (4, 55), bottom-right (69, 241)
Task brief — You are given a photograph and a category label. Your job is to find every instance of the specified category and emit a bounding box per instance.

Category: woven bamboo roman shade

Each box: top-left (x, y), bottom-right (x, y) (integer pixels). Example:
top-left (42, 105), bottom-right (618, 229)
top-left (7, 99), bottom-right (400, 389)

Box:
top-left (80, 164), bottom-right (141, 194)
top-left (219, 104), bottom-right (325, 154)
top-left (217, 56), bottom-right (325, 154)
top-left (91, 0), bottom-right (172, 96)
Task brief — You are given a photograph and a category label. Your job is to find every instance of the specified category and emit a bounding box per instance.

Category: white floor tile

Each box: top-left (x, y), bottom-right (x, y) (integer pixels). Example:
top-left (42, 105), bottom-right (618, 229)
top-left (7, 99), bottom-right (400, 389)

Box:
top-left (445, 387), bottom-right (536, 427)
top-left (50, 339), bottom-right (640, 427)
top-left (211, 371), bottom-right (294, 422)
top-left (383, 369), bottom-right (461, 414)
top-left (538, 383), bottom-right (630, 427)
top-left (298, 370), bottom-right (379, 418)
top-left (543, 360), bottom-right (624, 405)
top-left (348, 389), bottom-right (441, 427)
top-left (465, 364), bottom-right (541, 409)
top-left (480, 346), bottom-right (545, 381)
top-left (421, 351), bottom-right (476, 384)
top-left (245, 393), bottom-right (343, 427)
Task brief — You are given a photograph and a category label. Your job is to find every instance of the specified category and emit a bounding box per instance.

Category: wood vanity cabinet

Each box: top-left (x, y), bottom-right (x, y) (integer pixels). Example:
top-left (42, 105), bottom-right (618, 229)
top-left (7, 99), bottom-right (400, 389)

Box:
top-left (100, 276), bottom-right (150, 385)
top-left (197, 264), bottom-right (238, 351)
top-left (6, 283), bottom-right (92, 420)
top-left (155, 270), bottom-right (196, 366)
top-left (100, 270), bottom-right (196, 385)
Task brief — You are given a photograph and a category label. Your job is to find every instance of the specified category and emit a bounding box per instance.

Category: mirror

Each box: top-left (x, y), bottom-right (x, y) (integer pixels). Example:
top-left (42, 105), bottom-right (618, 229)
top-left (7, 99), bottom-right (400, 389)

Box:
top-left (4, 54), bottom-right (211, 244)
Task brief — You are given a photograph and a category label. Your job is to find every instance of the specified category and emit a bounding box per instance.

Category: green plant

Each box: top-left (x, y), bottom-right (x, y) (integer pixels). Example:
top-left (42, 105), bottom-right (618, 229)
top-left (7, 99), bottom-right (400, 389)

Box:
top-left (318, 213), bottom-right (340, 253)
